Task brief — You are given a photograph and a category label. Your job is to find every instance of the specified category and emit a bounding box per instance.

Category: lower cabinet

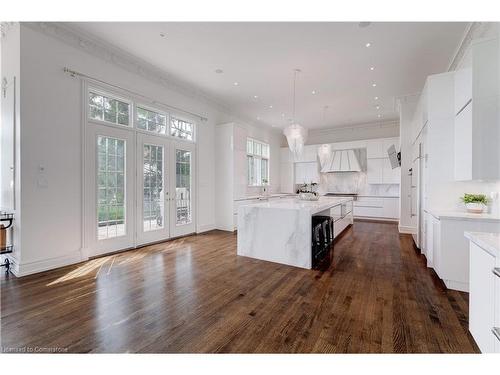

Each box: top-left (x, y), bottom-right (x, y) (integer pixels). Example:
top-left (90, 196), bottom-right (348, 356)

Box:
top-left (353, 197), bottom-right (399, 220)
top-left (469, 242), bottom-right (499, 353)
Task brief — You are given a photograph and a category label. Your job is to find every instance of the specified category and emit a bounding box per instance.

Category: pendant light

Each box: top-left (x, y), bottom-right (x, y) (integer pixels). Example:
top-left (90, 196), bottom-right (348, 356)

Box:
top-left (317, 105), bottom-right (331, 168)
top-left (283, 69), bottom-right (308, 161)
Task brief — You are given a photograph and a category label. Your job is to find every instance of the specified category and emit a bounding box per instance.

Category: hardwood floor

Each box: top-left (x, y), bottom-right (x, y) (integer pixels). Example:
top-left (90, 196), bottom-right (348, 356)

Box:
top-left (0, 221), bottom-right (479, 353)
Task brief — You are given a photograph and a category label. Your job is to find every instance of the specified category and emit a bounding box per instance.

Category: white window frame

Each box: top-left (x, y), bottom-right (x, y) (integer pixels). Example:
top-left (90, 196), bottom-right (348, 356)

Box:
top-left (87, 88), bottom-right (133, 128)
top-left (135, 103), bottom-right (169, 136)
top-left (169, 113), bottom-right (196, 142)
top-left (247, 138), bottom-right (270, 187)
top-left (86, 85), bottom-right (197, 144)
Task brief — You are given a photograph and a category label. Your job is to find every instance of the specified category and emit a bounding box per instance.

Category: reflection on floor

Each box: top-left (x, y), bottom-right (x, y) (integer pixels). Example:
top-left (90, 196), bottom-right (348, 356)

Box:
top-left (0, 221), bottom-right (479, 353)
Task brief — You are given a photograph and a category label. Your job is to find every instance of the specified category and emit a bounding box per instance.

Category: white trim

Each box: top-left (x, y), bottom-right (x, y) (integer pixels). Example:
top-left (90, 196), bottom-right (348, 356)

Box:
top-left (197, 224), bottom-right (217, 233)
top-left (9, 251), bottom-right (86, 278)
top-left (398, 225), bottom-right (416, 234)
top-left (443, 279), bottom-right (469, 293)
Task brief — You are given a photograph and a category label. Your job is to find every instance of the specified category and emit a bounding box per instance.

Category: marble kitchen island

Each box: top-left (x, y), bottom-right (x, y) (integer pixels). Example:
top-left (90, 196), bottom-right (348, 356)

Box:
top-left (237, 196), bottom-right (353, 269)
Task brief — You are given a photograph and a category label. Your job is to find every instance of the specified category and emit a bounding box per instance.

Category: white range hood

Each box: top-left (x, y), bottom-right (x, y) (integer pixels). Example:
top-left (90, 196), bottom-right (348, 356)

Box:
top-left (320, 149), bottom-right (361, 173)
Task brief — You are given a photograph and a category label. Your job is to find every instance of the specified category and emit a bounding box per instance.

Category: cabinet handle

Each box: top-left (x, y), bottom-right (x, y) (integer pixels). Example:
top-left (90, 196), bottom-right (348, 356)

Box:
top-left (493, 268), bottom-right (500, 278)
top-left (492, 327), bottom-right (500, 342)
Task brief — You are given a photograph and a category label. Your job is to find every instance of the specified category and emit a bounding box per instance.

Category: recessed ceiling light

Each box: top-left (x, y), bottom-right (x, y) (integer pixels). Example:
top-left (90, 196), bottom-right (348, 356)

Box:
top-left (233, 82), bottom-right (239, 86)
top-left (215, 68), bottom-right (223, 74)
top-left (269, 105), bottom-right (273, 109)
top-left (311, 90), bottom-right (316, 95)
top-left (376, 105), bottom-right (380, 110)
top-left (372, 83), bottom-right (377, 87)
top-left (253, 95), bottom-right (258, 99)
top-left (365, 42), bottom-right (371, 48)
top-left (374, 96), bottom-right (379, 100)
top-left (370, 66), bottom-right (375, 71)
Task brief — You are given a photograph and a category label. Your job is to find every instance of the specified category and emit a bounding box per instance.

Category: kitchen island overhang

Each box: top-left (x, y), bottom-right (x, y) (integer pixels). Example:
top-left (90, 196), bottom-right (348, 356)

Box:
top-left (237, 197), bottom-right (353, 269)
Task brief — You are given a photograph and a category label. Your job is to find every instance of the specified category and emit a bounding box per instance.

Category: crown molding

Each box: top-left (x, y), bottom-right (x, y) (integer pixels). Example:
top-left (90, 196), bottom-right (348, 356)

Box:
top-left (0, 22), bottom-right (16, 38)
top-left (22, 22), bottom-right (272, 131)
top-left (308, 119), bottom-right (399, 136)
top-left (448, 22), bottom-right (498, 71)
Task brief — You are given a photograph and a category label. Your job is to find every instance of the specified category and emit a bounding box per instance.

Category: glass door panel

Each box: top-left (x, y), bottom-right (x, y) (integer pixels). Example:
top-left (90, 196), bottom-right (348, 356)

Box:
top-left (97, 136), bottom-right (126, 240)
top-left (170, 142), bottom-right (195, 237)
top-left (136, 133), bottom-right (170, 245)
top-left (85, 124), bottom-right (134, 256)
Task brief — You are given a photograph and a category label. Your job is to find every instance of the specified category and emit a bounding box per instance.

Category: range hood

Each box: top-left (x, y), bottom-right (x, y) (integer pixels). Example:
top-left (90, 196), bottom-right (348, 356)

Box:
top-left (320, 149), bottom-right (361, 173)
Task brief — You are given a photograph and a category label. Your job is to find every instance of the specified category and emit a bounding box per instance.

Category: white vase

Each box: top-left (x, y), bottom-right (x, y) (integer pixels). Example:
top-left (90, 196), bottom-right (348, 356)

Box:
top-left (465, 202), bottom-right (486, 214)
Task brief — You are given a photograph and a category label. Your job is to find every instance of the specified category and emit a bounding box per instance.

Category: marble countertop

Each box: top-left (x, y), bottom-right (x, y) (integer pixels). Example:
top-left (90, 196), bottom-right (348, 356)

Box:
top-left (465, 232), bottom-right (500, 257)
top-left (234, 193), bottom-right (295, 201)
top-left (240, 196), bottom-right (352, 215)
top-left (426, 209), bottom-right (500, 222)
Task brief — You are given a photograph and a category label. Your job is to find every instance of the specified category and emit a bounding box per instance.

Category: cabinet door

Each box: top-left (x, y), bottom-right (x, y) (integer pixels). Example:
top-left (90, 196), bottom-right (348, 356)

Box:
top-left (382, 158), bottom-right (400, 184)
top-left (469, 242), bottom-right (496, 353)
top-left (454, 103), bottom-right (472, 181)
top-left (380, 198), bottom-right (399, 219)
top-left (367, 159), bottom-right (384, 184)
top-left (425, 213), bottom-right (434, 267)
top-left (455, 68), bottom-right (472, 114)
top-left (280, 162), bottom-right (295, 193)
top-left (366, 139), bottom-right (383, 159)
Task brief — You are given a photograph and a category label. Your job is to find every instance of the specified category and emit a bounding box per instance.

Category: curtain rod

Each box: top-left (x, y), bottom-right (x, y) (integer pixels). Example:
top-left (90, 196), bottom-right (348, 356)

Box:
top-left (63, 67), bottom-right (208, 122)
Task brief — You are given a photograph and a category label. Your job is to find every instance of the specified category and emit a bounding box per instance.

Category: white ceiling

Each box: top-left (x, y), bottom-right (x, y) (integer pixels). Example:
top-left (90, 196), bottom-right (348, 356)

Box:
top-left (70, 22), bottom-right (468, 130)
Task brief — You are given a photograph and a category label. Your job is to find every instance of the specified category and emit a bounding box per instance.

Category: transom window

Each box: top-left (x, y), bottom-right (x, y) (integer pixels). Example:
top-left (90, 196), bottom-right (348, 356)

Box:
top-left (170, 117), bottom-right (194, 141)
top-left (247, 138), bottom-right (269, 186)
top-left (88, 88), bottom-right (197, 142)
top-left (137, 106), bottom-right (167, 134)
top-left (89, 91), bottom-right (130, 126)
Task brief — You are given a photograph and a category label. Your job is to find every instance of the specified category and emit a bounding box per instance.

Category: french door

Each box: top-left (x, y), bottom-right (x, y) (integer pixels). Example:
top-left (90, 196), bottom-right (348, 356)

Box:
top-left (170, 141), bottom-right (196, 238)
top-left (86, 124), bottom-right (135, 256)
top-left (136, 133), bottom-right (170, 245)
top-left (86, 126), bottom-right (196, 256)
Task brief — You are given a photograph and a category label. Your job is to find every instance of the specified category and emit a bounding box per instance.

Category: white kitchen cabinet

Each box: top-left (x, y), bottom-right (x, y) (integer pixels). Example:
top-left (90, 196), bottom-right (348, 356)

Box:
top-left (367, 158), bottom-right (400, 184)
top-left (453, 37), bottom-right (500, 181)
top-left (469, 242), bottom-right (497, 353)
top-left (382, 158), bottom-right (400, 184)
top-left (293, 145), bottom-right (317, 163)
top-left (429, 214), bottom-right (500, 292)
top-left (454, 68), bottom-right (472, 115)
top-left (454, 102), bottom-right (473, 181)
top-left (366, 139), bottom-right (384, 159)
top-left (295, 162), bottom-right (319, 184)
top-left (367, 159), bottom-right (384, 184)
top-left (353, 197), bottom-right (399, 220)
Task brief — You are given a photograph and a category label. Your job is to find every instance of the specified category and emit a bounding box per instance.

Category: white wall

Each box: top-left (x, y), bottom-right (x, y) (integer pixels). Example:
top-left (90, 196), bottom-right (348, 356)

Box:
top-left (303, 120), bottom-right (399, 146)
top-left (231, 122), bottom-right (282, 198)
top-left (0, 23), bottom-right (22, 266)
top-left (4, 24), bottom-right (277, 276)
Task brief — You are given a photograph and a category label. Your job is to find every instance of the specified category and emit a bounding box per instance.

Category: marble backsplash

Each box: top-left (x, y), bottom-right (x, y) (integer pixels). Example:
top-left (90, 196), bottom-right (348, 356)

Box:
top-left (317, 171), bottom-right (400, 196)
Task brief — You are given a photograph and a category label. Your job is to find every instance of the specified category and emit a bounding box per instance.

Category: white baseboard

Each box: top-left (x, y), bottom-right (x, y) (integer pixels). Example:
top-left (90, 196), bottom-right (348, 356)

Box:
top-left (10, 251), bottom-right (86, 277)
top-left (444, 279), bottom-right (469, 293)
top-left (398, 225), bottom-right (416, 234)
top-left (197, 223), bottom-right (217, 233)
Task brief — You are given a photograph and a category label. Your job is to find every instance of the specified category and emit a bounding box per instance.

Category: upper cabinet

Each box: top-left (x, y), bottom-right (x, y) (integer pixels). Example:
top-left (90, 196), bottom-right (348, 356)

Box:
top-left (366, 137), bottom-right (401, 184)
top-left (454, 68), bottom-right (472, 114)
top-left (454, 36), bottom-right (500, 181)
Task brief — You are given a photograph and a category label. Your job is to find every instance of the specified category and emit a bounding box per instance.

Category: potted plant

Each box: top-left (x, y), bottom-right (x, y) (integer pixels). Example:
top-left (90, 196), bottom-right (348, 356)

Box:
top-left (460, 193), bottom-right (489, 213)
